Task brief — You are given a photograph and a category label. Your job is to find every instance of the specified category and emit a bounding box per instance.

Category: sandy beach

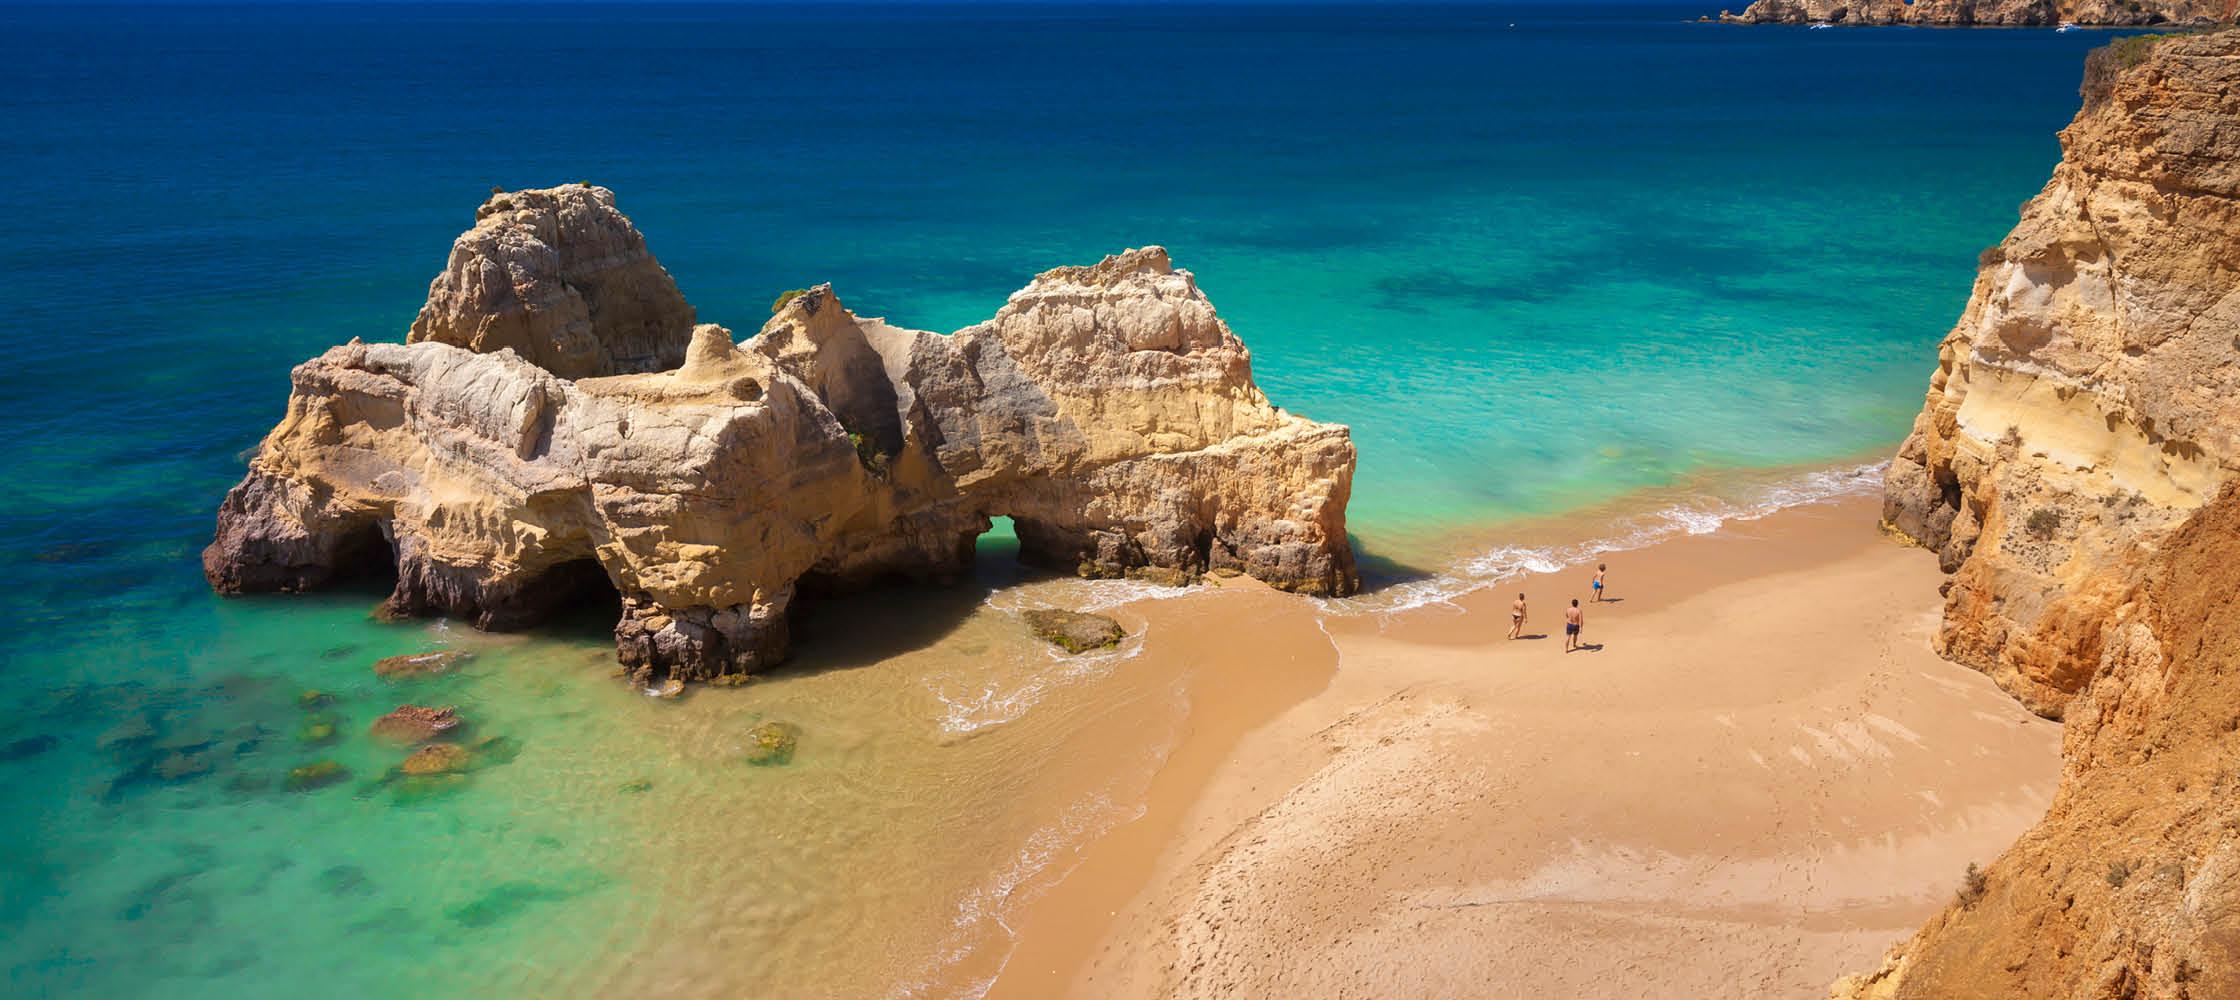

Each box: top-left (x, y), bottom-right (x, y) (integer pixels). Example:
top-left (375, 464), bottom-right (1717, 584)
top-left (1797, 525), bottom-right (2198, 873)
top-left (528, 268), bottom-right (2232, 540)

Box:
top-left (983, 495), bottom-right (2061, 998)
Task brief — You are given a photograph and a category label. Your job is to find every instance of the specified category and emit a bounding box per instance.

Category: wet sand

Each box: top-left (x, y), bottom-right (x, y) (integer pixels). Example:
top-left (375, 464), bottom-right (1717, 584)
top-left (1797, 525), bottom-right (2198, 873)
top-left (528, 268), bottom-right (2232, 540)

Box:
top-left (984, 496), bottom-right (2062, 998)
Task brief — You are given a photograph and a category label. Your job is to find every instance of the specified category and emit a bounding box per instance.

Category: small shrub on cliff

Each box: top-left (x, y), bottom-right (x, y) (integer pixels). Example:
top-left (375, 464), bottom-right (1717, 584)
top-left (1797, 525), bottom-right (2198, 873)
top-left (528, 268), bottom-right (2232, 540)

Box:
top-left (771, 288), bottom-right (809, 313)
top-left (1957, 862), bottom-right (1989, 908)
top-left (2106, 858), bottom-right (2136, 888)
top-left (2026, 508), bottom-right (2061, 539)
top-left (847, 431), bottom-right (889, 477)
top-left (2107, 32), bottom-right (2178, 69)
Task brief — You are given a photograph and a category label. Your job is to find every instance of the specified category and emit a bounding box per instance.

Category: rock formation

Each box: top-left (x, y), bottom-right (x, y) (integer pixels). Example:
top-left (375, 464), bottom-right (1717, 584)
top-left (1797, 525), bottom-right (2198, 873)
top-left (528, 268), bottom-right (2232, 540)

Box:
top-left (407, 183), bottom-right (695, 379)
top-left (1843, 34), bottom-right (2240, 999)
top-left (205, 187), bottom-right (1358, 685)
top-left (1882, 31), bottom-right (2240, 719)
top-left (1713, 0), bottom-right (2233, 26)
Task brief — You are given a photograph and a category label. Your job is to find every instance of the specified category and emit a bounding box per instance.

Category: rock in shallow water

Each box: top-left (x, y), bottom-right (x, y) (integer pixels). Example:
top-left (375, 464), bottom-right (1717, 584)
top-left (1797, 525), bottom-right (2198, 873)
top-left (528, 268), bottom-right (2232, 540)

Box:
top-left (285, 760), bottom-right (348, 792)
top-left (370, 705), bottom-right (461, 743)
top-left (1022, 609), bottom-right (1125, 653)
top-left (371, 650), bottom-right (471, 679)
top-left (399, 742), bottom-right (470, 775)
top-left (743, 721), bottom-right (800, 766)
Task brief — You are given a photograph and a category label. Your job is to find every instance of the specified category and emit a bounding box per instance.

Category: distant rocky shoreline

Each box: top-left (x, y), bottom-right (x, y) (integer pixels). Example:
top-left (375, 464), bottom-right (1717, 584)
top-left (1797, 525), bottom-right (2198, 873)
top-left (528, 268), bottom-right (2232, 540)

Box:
top-left (1705, 0), bottom-right (2234, 26)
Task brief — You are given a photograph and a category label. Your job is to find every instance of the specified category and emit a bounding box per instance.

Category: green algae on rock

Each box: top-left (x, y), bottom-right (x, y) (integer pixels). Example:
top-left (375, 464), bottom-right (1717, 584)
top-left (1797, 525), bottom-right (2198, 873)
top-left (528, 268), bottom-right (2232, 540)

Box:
top-left (285, 760), bottom-right (349, 792)
top-left (369, 705), bottom-right (461, 743)
top-left (371, 649), bottom-right (471, 680)
top-left (1021, 609), bottom-right (1125, 654)
top-left (743, 721), bottom-right (800, 766)
top-left (399, 743), bottom-right (470, 776)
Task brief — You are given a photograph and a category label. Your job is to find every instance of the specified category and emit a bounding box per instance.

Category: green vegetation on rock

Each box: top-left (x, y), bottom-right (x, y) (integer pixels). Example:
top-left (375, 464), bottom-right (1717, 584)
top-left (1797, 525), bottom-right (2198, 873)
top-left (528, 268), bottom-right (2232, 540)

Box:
top-left (1021, 608), bottom-right (1126, 653)
top-left (286, 760), bottom-right (350, 792)
top-left (744, 721), bottom-right (801, 766)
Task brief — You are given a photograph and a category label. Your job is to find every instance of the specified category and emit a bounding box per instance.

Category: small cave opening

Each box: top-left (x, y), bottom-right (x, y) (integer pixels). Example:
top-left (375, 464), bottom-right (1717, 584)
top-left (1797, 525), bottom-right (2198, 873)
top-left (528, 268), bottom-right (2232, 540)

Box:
top-left (970, 515), bottom-right (1029, 589)
top-left (324, 521), bottom-right (401, 597)
top-left (516, 558), bottom-right (625, 640)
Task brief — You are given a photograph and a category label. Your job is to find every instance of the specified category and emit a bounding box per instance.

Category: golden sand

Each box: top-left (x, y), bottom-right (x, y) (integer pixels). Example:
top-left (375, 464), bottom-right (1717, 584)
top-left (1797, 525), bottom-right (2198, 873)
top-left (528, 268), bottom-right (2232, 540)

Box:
top-left (983, 497), bottom-right (2061, 998)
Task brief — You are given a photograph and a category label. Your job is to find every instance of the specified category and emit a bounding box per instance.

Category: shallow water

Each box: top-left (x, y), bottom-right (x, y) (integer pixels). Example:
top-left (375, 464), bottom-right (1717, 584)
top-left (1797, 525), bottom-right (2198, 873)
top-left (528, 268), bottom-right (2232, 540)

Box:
top-left (0, 3), bottom-right (2117, 996)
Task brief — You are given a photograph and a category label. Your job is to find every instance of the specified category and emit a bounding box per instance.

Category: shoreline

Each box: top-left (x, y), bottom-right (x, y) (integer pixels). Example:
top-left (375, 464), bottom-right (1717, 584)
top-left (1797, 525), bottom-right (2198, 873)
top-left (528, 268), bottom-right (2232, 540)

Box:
top-left (979, 494), bottom-right (2061, 998)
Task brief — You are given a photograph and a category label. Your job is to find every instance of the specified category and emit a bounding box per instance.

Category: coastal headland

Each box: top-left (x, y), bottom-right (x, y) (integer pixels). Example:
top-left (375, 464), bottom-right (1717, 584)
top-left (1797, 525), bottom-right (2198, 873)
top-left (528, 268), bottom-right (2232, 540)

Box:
top-left (1708, 0), bottom-right (2235, 27)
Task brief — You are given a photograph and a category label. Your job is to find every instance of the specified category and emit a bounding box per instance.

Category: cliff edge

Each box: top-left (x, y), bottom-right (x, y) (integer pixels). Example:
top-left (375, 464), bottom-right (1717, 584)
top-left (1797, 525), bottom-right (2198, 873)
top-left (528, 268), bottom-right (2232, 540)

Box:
top-left (1713, 1), bottom-right (2235, 26)
top-left (1846, 33), bottom-right (2240, 999)
top-left (1883, 30), bottom-right (2240, 719)
top-left (204, 187), bottom-right (1358, 684)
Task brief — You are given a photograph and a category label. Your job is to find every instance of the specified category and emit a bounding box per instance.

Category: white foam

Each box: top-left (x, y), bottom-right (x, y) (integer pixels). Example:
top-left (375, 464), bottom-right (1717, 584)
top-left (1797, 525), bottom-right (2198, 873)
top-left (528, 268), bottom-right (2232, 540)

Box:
top-left (889, 679), bottom-right (1188, 1000)
top-left (1334, 461), bottom-right (1887, 616)
top-left (927, 640), bottom-right (1144, 737)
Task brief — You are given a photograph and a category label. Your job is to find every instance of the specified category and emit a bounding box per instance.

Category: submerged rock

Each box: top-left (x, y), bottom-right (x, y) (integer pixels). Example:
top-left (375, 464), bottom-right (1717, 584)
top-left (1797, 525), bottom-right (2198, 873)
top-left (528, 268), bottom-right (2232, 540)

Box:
top-left (371, 650), bottom-right (471, 679)
top-left (370, 705), bottom-right (461, 743)
top-left (204, 194), bottom-right (1359, 688)
top-left (293, 719), bottom-right (338, 747)
top-left (743, 721), bottom-right (800, 766)
top-left (399, 743), bottom-right (470, 775)
top-left (285, 760), bottom-right (349, 792)
top-left (151, 751), bottom-right (214, 783)
top-left (0, 734), bottom-right (59, 763)
top-left (618, 777), bottom-right (653, 793)
top-left (296, 690), bottom-right (337, 709)
top-left (1022, 609), bottom-right (1125, 653)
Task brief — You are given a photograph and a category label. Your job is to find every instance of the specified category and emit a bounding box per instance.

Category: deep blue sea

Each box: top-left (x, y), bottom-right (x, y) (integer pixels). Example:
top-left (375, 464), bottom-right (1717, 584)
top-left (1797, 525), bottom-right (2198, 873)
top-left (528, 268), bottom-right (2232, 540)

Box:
top-left (0, 3), bottom-right (2117, 996)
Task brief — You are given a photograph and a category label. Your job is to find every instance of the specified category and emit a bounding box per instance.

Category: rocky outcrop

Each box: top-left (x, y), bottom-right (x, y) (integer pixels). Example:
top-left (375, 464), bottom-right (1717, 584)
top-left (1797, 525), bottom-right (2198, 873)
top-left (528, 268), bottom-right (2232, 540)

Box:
top-left (1882, 31), bottom-right (2240, 718)
top-left (205, 190), bottom-right (1358, 685)
top-left (406, 184), bottom-right (695, 379)
top-left (1022, 609), bottom-right (1126, 653)
top-left (1844, 35), bottom-right (2240, 1000)
top-left (1713, 0), bottom-right (2234, 25)
top-left (371, 705), bottom-right (462, 743)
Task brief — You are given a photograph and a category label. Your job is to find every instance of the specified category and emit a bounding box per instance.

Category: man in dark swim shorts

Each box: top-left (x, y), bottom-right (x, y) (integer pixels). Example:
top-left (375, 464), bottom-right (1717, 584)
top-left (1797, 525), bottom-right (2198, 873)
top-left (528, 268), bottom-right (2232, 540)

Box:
top-left (1564, 599), bottom-right (1583, 652)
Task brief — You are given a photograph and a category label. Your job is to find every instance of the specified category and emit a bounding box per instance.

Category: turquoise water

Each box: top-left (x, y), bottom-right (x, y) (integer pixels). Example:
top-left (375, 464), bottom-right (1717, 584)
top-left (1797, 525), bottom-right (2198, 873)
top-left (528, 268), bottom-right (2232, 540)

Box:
top-left (0, 3), bottom-right (2117, 996)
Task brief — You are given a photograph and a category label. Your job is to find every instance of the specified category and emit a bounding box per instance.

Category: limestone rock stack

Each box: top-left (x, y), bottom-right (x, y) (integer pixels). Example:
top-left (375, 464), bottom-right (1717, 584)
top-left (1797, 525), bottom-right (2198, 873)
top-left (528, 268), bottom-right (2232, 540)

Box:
top-left (1843, 33), bottom-right (2240, 999)
top-left (406, 184), bottom-right (696, 379)
top-left (204, 189), bottom-right (1358, 684)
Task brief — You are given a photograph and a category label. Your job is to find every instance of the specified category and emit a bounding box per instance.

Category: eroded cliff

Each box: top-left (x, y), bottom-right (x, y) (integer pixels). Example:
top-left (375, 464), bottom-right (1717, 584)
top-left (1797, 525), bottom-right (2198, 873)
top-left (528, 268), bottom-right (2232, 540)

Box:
top-left (1883, 31), bottom-right (2240, 718)
top-left (1714, 0), bottom-right (2235, 26)
top-left (205, 188), bottom-right (1358, 683)
top-left (1844, 33), bottom-right (2240, 999)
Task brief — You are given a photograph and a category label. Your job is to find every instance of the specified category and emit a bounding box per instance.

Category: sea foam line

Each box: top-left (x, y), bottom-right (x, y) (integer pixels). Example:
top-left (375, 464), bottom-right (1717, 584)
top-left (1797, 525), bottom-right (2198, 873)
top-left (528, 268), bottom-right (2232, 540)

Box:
top-left (1338, 462), bottom-right (1889, 618)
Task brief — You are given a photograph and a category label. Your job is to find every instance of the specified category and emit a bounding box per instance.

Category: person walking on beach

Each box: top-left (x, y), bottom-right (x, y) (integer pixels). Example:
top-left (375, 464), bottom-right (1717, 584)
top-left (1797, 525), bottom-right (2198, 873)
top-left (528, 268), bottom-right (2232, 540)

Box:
top-left (1510, 593), bottom-right (1527, 640)
top-left (1591, 563), bottom-right (1607, 602)
top-left (1564, 599), bottom-right (1584, 652)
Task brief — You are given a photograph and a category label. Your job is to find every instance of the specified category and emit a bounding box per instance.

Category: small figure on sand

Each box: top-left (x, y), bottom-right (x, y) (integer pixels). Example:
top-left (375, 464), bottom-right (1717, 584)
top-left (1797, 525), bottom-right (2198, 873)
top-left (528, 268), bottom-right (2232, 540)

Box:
top-left (1591, 563), bottom-right (1607, 602)
top-left (1509, 593), bottom-right (1527, 640)
top-left (1565, 599), bottom-right (1584, 652)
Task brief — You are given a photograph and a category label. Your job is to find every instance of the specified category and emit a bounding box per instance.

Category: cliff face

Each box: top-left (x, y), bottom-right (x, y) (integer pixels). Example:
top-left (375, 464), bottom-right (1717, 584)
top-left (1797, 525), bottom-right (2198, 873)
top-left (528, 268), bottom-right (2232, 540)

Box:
top-left (1844, 34), bottom-right (2240, 999)
top-left (1883, 31), bottom-right (2240, 718)
top-left (1715, 0), bottom-right (2234, 26)
top-left (1838, 483), bottom-right (2240, 1000)
top-left (205, 188), bottom-right (1357, 684)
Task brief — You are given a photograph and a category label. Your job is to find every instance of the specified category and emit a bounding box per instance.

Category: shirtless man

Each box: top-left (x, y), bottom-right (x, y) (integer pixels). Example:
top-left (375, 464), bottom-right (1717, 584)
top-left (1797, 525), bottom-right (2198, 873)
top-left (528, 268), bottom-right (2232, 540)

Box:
top-left (1509, 593), bottom-right (1527, 640)
top-left (1591, 563), bottom-right (1607, 602)
top-left (1564, 599), bottom-right (1584, 652)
